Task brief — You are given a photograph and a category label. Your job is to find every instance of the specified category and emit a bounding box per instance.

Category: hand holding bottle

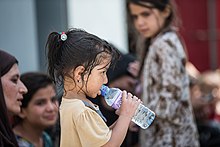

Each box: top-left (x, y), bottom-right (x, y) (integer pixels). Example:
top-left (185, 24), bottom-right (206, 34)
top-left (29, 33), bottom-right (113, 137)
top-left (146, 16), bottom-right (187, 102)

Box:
top-left (101, 85), bottom-right (155, 129)
top-left (115, 91), bottom-right (141, 120)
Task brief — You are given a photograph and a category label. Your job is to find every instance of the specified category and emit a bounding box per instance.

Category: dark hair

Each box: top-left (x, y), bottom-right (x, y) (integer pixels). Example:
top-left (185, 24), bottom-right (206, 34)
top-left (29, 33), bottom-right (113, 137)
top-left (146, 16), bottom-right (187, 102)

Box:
top-left (0, 50), bottom-right (18, 147)
top-left (0, 50), bottom-right (18, 76)
top-left (20, 72), bottom-right (55, 108)
top-left (129, 0), bottom-right (169, 10)
top-left (46, 28), bottom-right (120, 89)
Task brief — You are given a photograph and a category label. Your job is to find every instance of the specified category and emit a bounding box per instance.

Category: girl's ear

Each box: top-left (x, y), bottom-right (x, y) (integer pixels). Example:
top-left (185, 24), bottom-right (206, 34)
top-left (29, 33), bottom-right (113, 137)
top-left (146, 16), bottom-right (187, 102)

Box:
top-left (162, 5), bottom-right (171, 18)
top-left (74, 65), bottom-right (85, 82)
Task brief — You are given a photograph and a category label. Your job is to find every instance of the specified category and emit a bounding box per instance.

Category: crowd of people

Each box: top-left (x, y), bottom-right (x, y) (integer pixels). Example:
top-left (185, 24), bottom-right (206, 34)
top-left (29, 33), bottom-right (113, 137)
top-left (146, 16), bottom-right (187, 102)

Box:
top-left (0, 0), bottom-right (219, 147)
top-left (189, 69), bottom-right (220, 147)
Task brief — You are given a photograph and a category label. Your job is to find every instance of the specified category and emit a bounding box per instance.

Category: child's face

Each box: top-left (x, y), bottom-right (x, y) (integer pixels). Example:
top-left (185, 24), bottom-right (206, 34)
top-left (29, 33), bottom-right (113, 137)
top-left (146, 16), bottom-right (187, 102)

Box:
top-left (20, 85), bottom-right (58, 129)
top-left (129, 3), bottom-right (167, 38)
top-left (84, 58), bottom-right (111, 98)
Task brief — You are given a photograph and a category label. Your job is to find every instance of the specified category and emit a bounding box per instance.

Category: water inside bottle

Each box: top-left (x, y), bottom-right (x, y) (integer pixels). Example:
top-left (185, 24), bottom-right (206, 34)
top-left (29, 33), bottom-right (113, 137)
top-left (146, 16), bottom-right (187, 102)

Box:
top-left (132, 104), bottom-right (155, 129)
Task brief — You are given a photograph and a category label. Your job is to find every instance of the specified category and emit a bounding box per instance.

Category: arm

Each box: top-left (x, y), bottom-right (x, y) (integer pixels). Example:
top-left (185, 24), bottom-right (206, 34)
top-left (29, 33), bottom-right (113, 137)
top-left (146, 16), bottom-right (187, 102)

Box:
top-left (108, 120), bottom-right (117, 129)
top-left (102, 91), bottom-right (140, 147)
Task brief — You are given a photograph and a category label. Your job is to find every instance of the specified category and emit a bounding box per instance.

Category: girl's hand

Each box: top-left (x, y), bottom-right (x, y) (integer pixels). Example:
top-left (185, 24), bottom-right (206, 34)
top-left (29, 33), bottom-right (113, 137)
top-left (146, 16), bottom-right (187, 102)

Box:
top-left (116, 91), bottom-right (141, 119)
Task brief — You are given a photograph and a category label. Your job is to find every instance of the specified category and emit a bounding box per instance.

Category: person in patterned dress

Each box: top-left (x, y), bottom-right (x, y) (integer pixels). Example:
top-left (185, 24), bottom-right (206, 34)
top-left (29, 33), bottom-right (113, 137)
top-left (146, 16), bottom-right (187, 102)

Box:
top-left (127, 0), bottom-right (200, 146)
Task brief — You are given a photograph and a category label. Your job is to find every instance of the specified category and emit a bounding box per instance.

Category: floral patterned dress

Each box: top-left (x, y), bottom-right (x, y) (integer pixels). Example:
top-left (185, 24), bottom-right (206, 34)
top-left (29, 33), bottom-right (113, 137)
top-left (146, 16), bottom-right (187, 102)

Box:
top-left (140, 31), bottom-right (200, 147)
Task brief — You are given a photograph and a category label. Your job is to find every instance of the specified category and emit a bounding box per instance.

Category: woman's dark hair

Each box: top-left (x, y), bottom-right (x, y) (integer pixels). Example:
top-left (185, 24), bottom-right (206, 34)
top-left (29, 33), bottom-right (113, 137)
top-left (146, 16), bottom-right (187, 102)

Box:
top-left (46, 28), bottom-right (120, 89)
top-left (0, 50), bottom-right (18, 147)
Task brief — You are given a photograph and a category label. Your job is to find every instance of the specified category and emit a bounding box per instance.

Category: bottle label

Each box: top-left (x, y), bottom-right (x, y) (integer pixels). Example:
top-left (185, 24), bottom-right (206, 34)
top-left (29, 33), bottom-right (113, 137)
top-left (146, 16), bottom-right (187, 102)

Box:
top-left (111, 92), bottom-right (122, 109)
top-left (132, 104), bottom-right (156, 129)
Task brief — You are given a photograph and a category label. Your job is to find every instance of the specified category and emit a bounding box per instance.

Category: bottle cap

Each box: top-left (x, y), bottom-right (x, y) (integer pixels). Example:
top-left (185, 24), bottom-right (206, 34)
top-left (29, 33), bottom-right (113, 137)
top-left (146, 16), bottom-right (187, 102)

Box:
top-left (100, 85), bottom-right (108, 96)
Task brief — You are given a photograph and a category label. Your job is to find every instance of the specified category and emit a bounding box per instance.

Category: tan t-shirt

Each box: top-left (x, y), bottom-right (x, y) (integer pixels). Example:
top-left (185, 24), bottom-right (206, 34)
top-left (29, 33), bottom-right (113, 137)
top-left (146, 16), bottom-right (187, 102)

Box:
top-left (59, 98), bottom-right (112, 147)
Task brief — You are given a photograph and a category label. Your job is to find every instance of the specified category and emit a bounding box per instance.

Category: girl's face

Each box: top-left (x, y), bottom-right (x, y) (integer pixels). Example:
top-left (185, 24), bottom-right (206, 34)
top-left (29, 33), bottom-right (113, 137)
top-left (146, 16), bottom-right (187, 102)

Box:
top-left (84, 57), bottom-right (111, 98)
top-left (21, 85), bottom-right (58, 129)
top-left (129, 3), bottom-right (168, 38)
top-left (1, 64), bottom-right (27, 115)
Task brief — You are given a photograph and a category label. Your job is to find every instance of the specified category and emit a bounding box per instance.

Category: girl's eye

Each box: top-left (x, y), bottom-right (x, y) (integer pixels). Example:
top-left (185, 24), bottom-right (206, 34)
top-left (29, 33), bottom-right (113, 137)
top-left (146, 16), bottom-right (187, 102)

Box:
top-left (51, 97), bottom-right (58, 103)
top-left (36, 100), bottom-right (46, 106)
top-left (36, 102), bottom-right (43, 105)
top-left (131, 15), bottom-right (138, 21)
top-left (142, 12), bottom-right (151, 17)
top-left (102, 70), bottom-right (107, 74)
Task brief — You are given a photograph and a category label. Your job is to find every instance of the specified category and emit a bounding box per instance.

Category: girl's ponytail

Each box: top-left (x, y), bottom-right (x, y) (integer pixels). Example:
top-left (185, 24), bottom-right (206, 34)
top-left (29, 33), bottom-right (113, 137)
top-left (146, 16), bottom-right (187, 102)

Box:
top-left (46, 32), bottom-right (64, 83)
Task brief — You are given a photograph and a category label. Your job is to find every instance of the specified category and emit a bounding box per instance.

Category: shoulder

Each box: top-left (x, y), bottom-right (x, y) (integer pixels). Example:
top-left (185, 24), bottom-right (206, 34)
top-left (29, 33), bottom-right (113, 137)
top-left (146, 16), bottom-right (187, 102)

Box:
top-left (42, 132), bottom-right (53, 147)
top-left (153, 32), bottom-right (178, 47)
top-left (151, 31), bottom-right (185, 57)
top-left (15, 135), bottom-right (33, 147)
top-left (60, 98), bottom-right (87, 114)
top-left (60, 98), bottom-right (101, 121)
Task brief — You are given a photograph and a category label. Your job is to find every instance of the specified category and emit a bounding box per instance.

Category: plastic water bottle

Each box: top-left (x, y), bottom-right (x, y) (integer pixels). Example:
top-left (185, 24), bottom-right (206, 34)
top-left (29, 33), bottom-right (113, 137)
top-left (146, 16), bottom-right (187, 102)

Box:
top-left (100, 85), bottom-right (155, 129)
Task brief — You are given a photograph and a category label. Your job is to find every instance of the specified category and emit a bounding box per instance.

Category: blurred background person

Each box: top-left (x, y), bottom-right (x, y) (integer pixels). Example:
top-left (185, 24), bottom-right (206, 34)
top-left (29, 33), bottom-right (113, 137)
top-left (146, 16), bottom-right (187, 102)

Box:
top-left (190, 70), bottom-right (220, 147)
top-left (13, 72), bottom-right (59, 147)
top-left (0, 49), bottom-right (27, 147)
top-left (127, 0), bottom-right (199, 146)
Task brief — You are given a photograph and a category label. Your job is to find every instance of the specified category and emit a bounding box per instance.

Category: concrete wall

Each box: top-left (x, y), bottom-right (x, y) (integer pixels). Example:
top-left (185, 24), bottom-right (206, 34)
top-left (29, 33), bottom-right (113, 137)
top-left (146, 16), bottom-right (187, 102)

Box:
top-left (67, 0), bottom-right (128, 53)
top-left (0, 0), bottom-right (128, 73)
top-left (0, 0), bottom-right (39, 73)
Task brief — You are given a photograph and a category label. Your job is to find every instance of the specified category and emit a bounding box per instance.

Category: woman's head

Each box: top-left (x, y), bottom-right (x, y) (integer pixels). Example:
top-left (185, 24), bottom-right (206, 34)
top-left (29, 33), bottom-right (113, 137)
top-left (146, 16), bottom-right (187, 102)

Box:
top-left (128, 0), bottom-right (176, 38)
top-left (0, 49), bottom-right (26, 147)
top-left (0, 50), bottom-right (27, 115)
top-left (46, 28), bottom-right (120, 96)
top-left (14, 72), bottom-right (58, 128)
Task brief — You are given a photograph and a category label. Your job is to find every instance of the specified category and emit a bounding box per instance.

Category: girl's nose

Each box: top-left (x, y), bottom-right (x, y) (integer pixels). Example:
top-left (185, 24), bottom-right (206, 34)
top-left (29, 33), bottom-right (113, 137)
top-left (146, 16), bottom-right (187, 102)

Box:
top-left (136, 16), bottom-right (145, 27)
top-left (46, 101), bottom-right (55, 111)
top-left (46, 100), bottom-right (58, 111)
top-left (103, 75), bottom-right (108, 84)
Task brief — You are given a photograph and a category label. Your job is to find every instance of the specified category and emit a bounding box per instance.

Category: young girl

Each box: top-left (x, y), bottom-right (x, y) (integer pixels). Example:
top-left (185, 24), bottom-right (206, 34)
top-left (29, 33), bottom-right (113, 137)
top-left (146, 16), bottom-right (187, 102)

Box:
top-left (46, 28), bottom-right (141, 147)
top-left (127, 0), bottom-right (199, 146)
top-left (13, 72), bottom-right (59, 147)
